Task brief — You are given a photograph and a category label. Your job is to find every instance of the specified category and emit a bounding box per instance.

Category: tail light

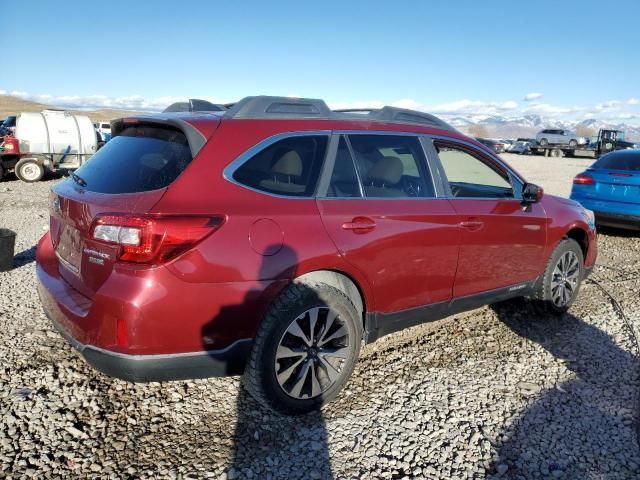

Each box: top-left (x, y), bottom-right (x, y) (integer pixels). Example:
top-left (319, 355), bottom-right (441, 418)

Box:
top-left (609, 172), bottom-right (632, 177)
top-left (2, 136), bottom-right (19, 154)
top-left (573, 174), bottom-right (594, 185)
top-left (90, 214), bottom-right (225, 264)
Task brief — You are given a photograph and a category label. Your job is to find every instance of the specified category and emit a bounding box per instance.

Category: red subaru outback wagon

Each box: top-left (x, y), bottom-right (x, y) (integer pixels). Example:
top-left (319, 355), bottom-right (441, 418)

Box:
top-left (37, 96), bottom-right (597, 414)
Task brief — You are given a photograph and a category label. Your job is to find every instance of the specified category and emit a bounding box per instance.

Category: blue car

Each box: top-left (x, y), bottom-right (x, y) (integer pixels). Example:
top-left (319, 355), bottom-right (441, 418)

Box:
top-left (570, 149), bottom-right (640, 230)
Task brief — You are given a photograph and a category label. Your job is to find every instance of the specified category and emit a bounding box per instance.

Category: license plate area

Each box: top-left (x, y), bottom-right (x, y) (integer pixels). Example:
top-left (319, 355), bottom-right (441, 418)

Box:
top-left (56, 224), bottom-right (83, 276)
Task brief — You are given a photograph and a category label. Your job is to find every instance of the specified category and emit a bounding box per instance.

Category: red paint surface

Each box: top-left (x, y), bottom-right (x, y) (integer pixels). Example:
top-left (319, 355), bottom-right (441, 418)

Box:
top-left (37, 115), bottom-right (597, 357)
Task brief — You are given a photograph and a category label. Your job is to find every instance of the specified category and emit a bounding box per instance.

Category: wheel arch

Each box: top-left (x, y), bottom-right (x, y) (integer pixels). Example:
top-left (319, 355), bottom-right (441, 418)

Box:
top-left (565, 227), bottom-right (589, 259)
top-left (294, 269), bottom-right (367, 319)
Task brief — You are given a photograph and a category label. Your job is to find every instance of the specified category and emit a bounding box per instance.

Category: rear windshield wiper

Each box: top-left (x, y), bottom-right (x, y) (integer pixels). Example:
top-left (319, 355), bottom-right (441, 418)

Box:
top-left (70, 172), bottom-right (87, 188)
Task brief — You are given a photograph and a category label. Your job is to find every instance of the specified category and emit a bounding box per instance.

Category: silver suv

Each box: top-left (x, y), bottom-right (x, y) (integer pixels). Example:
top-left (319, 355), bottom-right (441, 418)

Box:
top-left (536, 129), bottom-right (586, 147)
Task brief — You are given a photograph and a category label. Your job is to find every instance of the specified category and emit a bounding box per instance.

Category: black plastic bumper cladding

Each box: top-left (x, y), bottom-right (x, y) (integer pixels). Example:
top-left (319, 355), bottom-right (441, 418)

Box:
top-left (595, 212), bottom-right (640, 231)
top-left (46, 311), bottom-right (252, 382)
top-left (82, 342), bottom-right (252, 382)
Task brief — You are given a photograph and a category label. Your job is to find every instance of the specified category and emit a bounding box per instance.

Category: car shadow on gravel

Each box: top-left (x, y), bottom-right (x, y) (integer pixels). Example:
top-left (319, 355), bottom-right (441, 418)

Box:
top-left (597, 226), bottom-right (640, 238)
top-left (226, 388), bottom-right (333, 479)
top-left (489, 299), bottom-right (640, 479)
top-left (201, 244), bottom-right (334, 479)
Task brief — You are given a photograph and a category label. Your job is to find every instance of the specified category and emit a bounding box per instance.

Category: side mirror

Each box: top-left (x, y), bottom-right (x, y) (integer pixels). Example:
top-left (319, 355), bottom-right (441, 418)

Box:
top-left (522, 183), bottom-right (543, 203)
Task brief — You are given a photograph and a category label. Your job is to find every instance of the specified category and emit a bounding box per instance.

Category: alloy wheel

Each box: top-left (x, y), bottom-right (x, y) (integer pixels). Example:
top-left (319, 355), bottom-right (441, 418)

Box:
top-left (274, 306), bottom-right (350, 400)
top-left (550, 251), bottom-right (580, 307)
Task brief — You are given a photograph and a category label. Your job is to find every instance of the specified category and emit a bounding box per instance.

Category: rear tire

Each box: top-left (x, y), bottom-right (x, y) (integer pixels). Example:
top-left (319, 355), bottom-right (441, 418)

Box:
top-left (550, 148), bottom-right (564, 158)
top-left (15, 158), bottom-right (44, 183)
top-left (244, 281), bottom-right (362, 415)
top-left (539, 138), bottom-right (549, 146)
top-left (533, 238), bottom-right (584, 315)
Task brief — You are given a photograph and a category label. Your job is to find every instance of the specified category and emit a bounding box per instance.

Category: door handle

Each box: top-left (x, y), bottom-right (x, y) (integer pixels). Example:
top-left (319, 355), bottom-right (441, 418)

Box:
top-left (460, 219), bottom-right (484, 231)
top-left (342, 217), bottom-right (377, 233)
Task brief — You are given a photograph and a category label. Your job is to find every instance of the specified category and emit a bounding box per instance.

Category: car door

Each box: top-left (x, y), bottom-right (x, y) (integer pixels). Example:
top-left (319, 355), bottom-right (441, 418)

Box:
top-left (427, 138), bottom-right (547, 298)
top-left (316, 133), bottom-right (460, 314)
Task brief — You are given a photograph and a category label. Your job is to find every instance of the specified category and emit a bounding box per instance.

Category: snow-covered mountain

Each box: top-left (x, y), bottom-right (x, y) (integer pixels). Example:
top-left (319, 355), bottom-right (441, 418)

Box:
top-left (444, 113), bottom-right (640, 141)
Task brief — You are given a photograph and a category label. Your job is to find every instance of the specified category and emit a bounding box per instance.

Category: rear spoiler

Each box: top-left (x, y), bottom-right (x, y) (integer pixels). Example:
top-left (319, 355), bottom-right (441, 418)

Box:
top-left (162, 99), bottom-right (226, 113)
top-left (110, 117), bottom-right (208, 157)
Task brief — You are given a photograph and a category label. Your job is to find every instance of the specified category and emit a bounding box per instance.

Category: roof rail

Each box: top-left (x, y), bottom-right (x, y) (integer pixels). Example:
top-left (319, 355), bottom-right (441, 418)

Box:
top-left (163, 99), bottom-right (227, 113)
top-left (332, 108), bottom-right (376, 113)
top-left (371, 106), bottom-right (454, 131)
top-left (223, 96), bottom-right (456, 131)
top-left (224, 96), bottom-right (333, 119)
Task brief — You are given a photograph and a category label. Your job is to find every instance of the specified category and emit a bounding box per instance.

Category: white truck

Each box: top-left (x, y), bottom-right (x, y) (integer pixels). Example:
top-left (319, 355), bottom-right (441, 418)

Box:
top-left (0, 110), bottom-right (98, 182)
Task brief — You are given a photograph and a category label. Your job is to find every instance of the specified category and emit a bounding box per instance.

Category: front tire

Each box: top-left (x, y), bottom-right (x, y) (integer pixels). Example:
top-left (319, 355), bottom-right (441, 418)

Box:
top-left (539, 138), bottom-right (549, 146)
top-left (534, 238), bottom-right (584, 314)
top-left (568, 139), bottom-right (578, 147)
top-left (15, 158), bottom-right (44, 183)
top-left (244, 281), bottom-right (362, 415)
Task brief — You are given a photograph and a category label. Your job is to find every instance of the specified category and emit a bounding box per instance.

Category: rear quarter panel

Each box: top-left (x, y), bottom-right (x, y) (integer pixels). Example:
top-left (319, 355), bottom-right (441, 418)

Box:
top-left (151, 120), bottom-right (378, 322)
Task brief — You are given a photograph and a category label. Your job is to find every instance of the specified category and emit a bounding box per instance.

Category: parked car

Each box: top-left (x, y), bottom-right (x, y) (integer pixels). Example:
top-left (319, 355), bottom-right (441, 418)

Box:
top-left (499, 139), bottom-right (514, 151)
top-left (476, 137), bottom-right (505, 153)
top-left (510, 140), bottom-right (532, 154)
top-left (0, 115), bottom-right (16, 136)
top-left (536, 129), bottom-right (586, 147)
top-left (570, 149), bottom-right (640, 230)
top-left (93, 121), bottom-right (112, 144)
top-left (37, 95), bottom-right (597, 414)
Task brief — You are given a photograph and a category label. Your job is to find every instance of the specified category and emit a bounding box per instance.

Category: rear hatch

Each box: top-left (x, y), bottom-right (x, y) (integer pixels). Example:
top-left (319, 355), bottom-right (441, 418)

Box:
top-left (50, 117), bottom-right (217, 298)
top-left (587, 153), bottom-right (640, 204)
top-left (590, 169), bottom-right (640, 203)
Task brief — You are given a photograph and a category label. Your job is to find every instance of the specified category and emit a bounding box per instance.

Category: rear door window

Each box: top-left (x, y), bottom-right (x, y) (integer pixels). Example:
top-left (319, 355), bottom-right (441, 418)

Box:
top-left (326, 137), bottom-right (362, 197)
top-left (232, 135), bottom-right (328, 197)
top-left (73, 124), bottom-right (193, 194)
top-left (345, 135), bottom-right (434, 198)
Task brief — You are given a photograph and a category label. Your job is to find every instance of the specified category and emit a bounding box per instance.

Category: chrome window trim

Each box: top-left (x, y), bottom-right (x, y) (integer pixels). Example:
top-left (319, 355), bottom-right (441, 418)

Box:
top-left (222, 130), bottom-right (332, 200)
top-left (425, 135), bottom-right (525, 201)
top-left (223, 129), bottom-right (525, 202)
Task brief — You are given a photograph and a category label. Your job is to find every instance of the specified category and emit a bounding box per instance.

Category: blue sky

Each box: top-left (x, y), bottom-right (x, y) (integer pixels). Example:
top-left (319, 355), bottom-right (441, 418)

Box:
top-left (1, 0), bottom-right (639, 122)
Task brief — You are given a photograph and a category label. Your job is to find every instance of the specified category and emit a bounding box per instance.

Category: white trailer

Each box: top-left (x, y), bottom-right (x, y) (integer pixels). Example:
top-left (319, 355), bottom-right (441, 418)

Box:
top-left (0, 110), bottom-right (98, 182)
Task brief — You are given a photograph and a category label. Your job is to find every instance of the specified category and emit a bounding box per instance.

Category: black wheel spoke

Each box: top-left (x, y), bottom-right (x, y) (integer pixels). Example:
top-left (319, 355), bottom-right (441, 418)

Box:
top-left (275, 306), bottom-right (350, 400)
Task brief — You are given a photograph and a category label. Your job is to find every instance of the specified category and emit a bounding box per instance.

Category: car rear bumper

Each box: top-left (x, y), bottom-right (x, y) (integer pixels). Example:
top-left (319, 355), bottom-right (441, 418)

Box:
top-left (569, 196), bottom-right (640, 230)
top-left (35, 231), bottom-right (279, 381)
top-left (594, 212), bottom-right (640, 230)
top-left (44, 307), bottom-right (251, 381)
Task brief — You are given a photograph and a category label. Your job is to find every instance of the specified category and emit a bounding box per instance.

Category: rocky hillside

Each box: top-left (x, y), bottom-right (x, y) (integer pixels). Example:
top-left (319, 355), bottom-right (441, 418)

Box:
top-left (0, 95), bottom-right (144, 123)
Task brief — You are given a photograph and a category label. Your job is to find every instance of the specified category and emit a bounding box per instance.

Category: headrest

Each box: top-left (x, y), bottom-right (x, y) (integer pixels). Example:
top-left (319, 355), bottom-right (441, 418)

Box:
top-left (272, 150), bottom-right (303, 176)
top-left (368, 156), bottom-right (403, 184)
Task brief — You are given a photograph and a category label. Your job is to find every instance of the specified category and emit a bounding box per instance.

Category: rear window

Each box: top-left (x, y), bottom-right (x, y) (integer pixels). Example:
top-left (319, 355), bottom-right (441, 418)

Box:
top-left (593, 152), bottom-right (640, 171)
top-left (73, 124), bottom-right (193, 194)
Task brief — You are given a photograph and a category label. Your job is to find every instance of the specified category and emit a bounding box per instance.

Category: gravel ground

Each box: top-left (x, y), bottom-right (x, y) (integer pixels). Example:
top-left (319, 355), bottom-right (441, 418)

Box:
top-left (1, 155), bottom-right (639, 479)
top-left (501, 153), bottom-right (594, 198)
